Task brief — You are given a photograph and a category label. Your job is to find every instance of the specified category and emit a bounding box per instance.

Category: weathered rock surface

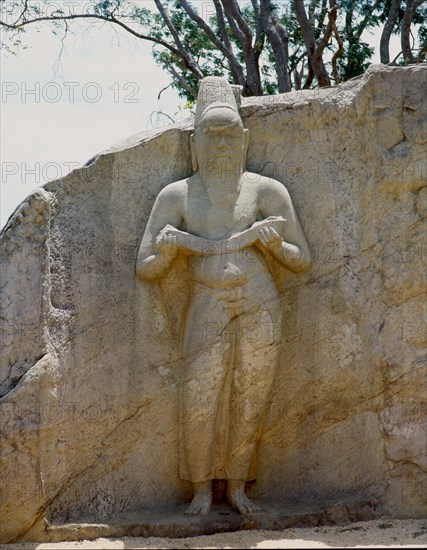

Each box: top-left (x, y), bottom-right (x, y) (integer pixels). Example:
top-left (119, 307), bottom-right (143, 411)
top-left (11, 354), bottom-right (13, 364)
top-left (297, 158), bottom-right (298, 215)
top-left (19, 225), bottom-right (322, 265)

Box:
top-left (0, 65), bottom-right (426, 543)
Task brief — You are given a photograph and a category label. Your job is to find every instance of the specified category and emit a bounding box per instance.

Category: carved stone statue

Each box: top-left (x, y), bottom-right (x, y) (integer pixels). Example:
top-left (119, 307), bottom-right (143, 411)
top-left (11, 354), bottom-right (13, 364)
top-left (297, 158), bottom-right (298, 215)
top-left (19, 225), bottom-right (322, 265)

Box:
top-left (136, 77), bottom-right (311, 515)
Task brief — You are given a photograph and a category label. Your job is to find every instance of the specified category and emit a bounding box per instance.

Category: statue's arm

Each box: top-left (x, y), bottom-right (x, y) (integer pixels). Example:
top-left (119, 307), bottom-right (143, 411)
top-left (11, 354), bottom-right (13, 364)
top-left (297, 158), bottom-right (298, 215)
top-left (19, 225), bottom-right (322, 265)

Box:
top-left (136, 186), bottom-right (182, 281)
top-left (258, 179), bottom-right (311, 272)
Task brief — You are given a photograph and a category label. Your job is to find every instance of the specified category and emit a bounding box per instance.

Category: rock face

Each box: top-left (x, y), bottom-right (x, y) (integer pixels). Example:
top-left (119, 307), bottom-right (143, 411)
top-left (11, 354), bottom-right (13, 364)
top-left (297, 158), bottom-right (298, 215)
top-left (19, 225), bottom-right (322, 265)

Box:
top-left (0, 65), bottom-right (425, 543)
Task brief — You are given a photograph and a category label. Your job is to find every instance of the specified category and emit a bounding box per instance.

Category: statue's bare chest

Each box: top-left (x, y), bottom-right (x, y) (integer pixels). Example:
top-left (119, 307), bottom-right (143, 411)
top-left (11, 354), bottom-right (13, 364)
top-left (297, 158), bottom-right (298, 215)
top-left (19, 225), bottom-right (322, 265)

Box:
top-left (182, 184), bottom-right (258, 239)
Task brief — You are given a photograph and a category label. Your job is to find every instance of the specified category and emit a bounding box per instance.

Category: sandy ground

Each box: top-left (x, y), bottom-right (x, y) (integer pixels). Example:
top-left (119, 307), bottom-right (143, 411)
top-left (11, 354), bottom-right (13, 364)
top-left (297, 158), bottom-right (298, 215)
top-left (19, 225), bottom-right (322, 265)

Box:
top-left (2, 519), bottom-right (427, 549)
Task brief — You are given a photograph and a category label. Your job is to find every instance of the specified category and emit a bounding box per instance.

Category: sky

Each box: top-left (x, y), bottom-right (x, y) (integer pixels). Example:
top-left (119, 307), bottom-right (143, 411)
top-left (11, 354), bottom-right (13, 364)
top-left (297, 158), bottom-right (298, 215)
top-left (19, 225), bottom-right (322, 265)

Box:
top-left (0, 2), bottom-right (403, 228)
top-left (1, 10), bottom-right (183, 227)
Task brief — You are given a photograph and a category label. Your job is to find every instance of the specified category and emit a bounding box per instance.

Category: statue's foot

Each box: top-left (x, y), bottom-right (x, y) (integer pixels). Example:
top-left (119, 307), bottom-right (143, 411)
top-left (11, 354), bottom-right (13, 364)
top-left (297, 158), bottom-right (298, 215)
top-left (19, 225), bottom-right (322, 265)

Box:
top-left (227, 480), bottom-right (260, 514)
top-left (185, 481), bottom-right (213, 516)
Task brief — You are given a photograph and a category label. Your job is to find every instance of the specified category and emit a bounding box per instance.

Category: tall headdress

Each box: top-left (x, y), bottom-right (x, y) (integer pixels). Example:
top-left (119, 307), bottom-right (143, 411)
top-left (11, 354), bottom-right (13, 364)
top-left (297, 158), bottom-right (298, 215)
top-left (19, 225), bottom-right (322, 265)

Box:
top-left (194, 77), bottom-right (242, 129)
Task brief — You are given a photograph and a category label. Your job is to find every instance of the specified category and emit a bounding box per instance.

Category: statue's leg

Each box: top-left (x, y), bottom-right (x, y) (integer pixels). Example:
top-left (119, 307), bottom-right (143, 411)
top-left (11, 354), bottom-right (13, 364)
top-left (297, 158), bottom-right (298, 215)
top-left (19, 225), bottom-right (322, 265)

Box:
top-left (225, 296), bottom-right (282, 513)
top-left (181, 328), bottom-right (232, 483)
top-left (180, 287), bottom-right (233, 514)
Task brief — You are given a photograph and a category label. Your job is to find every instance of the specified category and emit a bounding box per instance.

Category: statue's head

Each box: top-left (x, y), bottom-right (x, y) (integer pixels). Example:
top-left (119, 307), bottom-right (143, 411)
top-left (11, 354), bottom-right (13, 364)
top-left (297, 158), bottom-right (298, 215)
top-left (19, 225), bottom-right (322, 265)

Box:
top-left (191, 77), bottom-right (249, 174)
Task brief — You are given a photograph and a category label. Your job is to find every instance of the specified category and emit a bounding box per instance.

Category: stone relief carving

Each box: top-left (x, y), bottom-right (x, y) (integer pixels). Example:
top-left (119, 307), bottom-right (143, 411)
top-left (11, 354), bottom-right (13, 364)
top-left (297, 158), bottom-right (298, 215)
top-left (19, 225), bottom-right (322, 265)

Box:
top-left (136, 76), bottom-right (311, 515)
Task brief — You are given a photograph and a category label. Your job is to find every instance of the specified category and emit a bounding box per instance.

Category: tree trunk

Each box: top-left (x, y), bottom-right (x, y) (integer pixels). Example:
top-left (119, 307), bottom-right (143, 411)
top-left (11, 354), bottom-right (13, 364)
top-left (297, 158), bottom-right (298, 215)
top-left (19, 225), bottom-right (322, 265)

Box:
top-left (294, 0), bottom-right (331, 87)
top-left (243, 50), bottom-right (264, 95)
top-left (380, 0), bottom-right (400, 64)
top-left (260, 0), bottom-right (291, 93)
top-left (401, 0), bottom-right (423, 64)
top-left (303, 62), bottom-right (315, 89)
top-left (276, 24), bottom-right (292, 93)
top-left (221, 0), bottom-right (263, 95)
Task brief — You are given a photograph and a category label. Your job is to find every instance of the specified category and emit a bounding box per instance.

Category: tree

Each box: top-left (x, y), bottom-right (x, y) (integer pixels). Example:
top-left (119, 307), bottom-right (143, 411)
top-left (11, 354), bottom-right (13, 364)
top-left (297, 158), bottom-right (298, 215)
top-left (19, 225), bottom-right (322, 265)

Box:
top-left (1, 0), bottom-right (426, 100)
top-left (379, 0), bottom-right (427, 64)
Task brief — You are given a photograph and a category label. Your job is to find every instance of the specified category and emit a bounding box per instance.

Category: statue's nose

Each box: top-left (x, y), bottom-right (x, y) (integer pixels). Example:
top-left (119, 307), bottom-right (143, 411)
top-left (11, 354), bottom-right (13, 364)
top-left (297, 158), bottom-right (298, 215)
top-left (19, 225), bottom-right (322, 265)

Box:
top-left (218, 136), bottom-right (227, 149)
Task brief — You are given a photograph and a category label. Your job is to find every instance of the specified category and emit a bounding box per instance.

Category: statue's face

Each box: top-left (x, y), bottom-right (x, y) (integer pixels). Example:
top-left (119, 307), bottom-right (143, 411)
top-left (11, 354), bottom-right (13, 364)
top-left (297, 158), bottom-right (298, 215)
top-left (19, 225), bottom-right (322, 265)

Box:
top-left (192, 105), bottom-right (248, 179)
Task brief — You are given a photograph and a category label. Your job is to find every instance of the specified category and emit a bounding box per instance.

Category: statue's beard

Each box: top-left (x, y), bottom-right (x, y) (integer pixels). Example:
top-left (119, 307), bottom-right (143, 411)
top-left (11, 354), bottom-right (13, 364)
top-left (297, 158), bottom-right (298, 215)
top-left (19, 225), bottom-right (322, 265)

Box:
top-left (201, 159), bottom-right (243, 207)
top-left (202, 159), bottom-right (242, 184)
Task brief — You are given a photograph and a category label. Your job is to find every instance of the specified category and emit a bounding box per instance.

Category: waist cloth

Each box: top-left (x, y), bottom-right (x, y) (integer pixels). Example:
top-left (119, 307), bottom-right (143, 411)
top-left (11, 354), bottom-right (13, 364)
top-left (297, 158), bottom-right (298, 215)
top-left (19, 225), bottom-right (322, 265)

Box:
top-left (179, 270), bottom-right (282, 482)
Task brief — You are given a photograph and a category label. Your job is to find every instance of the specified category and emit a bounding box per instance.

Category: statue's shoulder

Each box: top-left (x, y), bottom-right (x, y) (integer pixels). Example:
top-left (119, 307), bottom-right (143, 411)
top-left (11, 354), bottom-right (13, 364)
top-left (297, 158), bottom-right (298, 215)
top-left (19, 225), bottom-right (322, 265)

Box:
top-left (244, 172), bottom-right (290, 195)
top-left (158, 178), bottom-right (188, 200)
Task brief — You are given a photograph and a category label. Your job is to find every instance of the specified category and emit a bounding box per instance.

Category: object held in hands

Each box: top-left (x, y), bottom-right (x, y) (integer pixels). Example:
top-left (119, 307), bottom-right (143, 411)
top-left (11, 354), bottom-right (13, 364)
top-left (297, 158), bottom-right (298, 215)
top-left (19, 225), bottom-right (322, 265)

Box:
top-left (158, 216), bottom-right (286, 255)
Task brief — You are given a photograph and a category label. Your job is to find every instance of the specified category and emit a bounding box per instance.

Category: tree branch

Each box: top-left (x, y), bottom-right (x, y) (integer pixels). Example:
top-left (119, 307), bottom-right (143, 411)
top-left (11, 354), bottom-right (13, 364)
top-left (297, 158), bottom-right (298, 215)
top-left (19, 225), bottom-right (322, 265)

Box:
top-left (219, 0), bottom-right (246, 46)
top-left (250, 0), bottom-right (260, 19)
top-left (250, 0), bottom-right (266, 63)
top-left (294, 0), bottom-right (318, 61)
top-left (167, 65), bottom-right (198, 99)
top-left (260, 0), bottom-right (291, 93)
top-left (0, 12), bottom-right (181, 57)
top-left (294, 0), bottom-right (331, 86)
top-left (401, 0), bottom-right (424, 63)
top-left (213, 0), bottom-right (234, 51)
top-left (317, 2), bottom-right (336, 54)
top-left (153, 0), bottom-right (203, 79)
top-left (303, 61), bottom-right (315, 89)
top-left (344, 0), bottom-right (354, 39)
top-left (220, 0), bottom-right (262, 95)
top-left (13, 0), bottom-right (29, 26)
top-left (330, 9), bottom-right (344, 83)
top-left (157, 83), bottom-right (172, 100)
top-left (355, 0), bottom-right (382, 40)
top-left (316, 0), bottom-right (329, 33)
top-left (221, 0), bottom-right (253, 50)
top-left (150, 110), bottom-right (175, 126)
top-left (289, 47), bottom-right (306, 73)
top-left (179, 0), bottom-right (245, 85)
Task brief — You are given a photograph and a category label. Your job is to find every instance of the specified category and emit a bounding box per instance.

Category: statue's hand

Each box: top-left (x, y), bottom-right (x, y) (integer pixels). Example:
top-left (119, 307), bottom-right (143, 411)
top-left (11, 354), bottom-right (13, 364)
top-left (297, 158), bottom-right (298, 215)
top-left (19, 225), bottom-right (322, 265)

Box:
top-left (258, 227), bottom-right (282, 250)
top-left (156, 232), bottom-right (178, 259)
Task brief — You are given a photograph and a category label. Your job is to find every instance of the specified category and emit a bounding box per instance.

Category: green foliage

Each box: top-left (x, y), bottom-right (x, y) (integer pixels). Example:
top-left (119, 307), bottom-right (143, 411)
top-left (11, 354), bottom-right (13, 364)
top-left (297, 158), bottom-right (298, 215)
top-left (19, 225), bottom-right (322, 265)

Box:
top-left (338, 40), bottom-right (375, 81)
top-left (94, 0), bottom-right (122, 17)
top-left (1, 0), bottom-right (426, 97)
top-left (414, 2), bottom-right (427, 47)
top-left (151, 0), bottom-right (233, 100)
